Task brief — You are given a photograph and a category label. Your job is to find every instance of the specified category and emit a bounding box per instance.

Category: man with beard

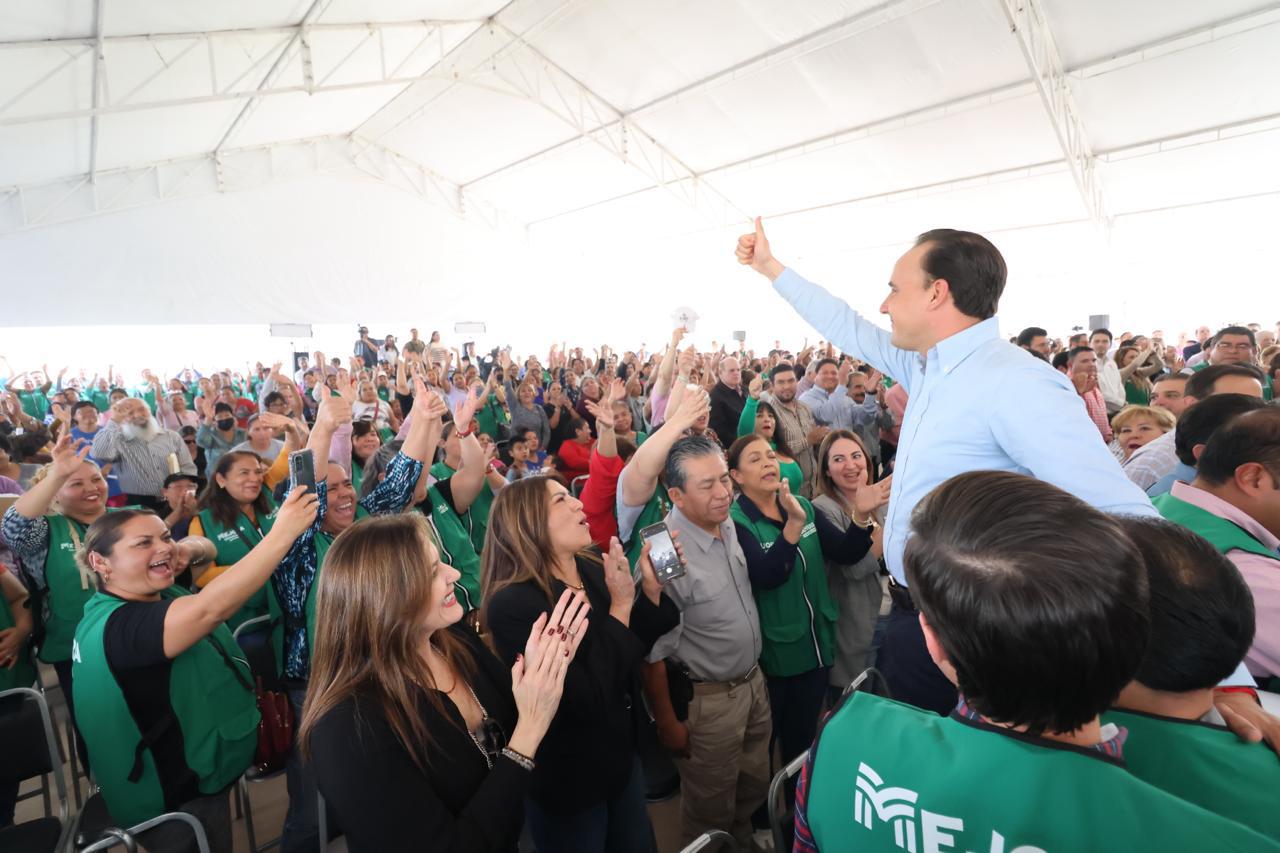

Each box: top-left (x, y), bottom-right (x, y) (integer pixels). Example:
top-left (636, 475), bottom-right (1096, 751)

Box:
top-left (91, 397), bottom-right (196, 510)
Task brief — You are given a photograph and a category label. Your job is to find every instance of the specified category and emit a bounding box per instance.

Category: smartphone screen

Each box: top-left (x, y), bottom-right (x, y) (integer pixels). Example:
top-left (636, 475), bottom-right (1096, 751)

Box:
top-left (288, 449), bottom-right (317, 494)
top-left (640, 522), bottom-right (685, 583)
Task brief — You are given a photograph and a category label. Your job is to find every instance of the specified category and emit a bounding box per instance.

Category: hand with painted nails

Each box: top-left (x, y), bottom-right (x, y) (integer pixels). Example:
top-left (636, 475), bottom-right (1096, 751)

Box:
top-left (507, 590), bottom-right (589, 758)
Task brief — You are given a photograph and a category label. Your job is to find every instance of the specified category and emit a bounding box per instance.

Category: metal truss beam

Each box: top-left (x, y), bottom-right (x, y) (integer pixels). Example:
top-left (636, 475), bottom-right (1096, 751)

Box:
top-left (87, 0), bottom-right (107, 183)
top-left (0, 18), bottom-right (476, 127)
top-left (998, 0), bottom-right (1107, 226)
top-left (0, 135), bottom-right (520, 237)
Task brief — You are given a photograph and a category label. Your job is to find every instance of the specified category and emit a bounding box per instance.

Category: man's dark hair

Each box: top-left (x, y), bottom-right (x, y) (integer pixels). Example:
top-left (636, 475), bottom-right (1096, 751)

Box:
top-left (1151, 372), bottom-right (1187, 389)
top-left (1016, 327), bottom-right (1047, 348)
top-left (1067, 345), bottom-right (1093, 364)
top-left (70, 400), bottom-right (98, 421)
top-left (914, 229), bottom-right (1006, 320)
top-left (1051, 351), bottom-right (1070, 371)
top-left (1184, 363), bottom-right (1265, 400)
top-left (262, 391), bottom-right (285, 408)
top-left (213, 402), bottom-right (234, 416)
top-left (163, 473), bottom-right (198, 489)
top-left (1118, 517), bottom-right (1254, 693)
top-left (1089, 328), bottom-right (1113, 342)
top-left (770, 363), bottom-right (796, 382)
top-left (814, 358), bottom-right (838, 372)
top-left (1209, 325), bottom-right (1257, 350)
top-left (904, 471), bottom-right (1148, 736)
top-left (1196, 407), bottom-right (1280, 486)
top-left (664, 435), bottom-right (724, 491)
top-left (1172, 394), bottom-right (1268, 466)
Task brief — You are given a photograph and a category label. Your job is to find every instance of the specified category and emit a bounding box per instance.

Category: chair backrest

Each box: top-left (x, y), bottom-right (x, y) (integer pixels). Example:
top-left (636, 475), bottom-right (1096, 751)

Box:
top-left (680, 829), bottom-right (737, 852)
top-left (0, 686), bottom-right (69, 826)
top-left (231, 613), bottom-right (276, 684)
top-left (571, 474), bottom-right (589, 497)
top-left (767, 748), bottom-right (809, 853)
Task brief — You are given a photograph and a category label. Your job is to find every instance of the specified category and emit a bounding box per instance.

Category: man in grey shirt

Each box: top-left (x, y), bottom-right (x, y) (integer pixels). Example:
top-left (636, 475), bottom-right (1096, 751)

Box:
top-left (641, 435), bottom-right (770, 849)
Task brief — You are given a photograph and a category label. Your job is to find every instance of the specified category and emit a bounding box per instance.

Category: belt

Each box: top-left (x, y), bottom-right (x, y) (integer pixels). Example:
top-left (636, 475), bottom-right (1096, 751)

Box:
top-left (888, 576), bottom-right (915, 611)
top-left (690, 664), bottom-right (760, 693)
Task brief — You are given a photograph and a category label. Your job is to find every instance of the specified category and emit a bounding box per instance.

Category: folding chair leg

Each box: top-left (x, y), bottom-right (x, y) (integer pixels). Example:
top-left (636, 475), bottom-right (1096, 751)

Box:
top-left (65, 715), bottom-right (85, 809)
top-left (233, 782), bottom-right (243, 820)
top-left (240, 778), bottom-right (259, 853)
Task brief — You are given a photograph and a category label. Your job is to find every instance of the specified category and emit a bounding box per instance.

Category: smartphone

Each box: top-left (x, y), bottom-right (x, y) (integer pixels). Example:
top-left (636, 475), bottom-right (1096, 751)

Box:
top-left (640, 522), bottom-right (685, 583)
top-left (288, 449), bottom-right (317, 494)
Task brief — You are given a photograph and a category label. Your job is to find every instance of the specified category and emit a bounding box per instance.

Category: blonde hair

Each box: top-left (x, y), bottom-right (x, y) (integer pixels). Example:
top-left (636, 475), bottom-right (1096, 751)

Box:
top-left (30, 458), bottom-right (103, 515)
top-left (1112, 405), bottom-right (1175, 434)
top-left (298, 513), bottom-right (475, 772)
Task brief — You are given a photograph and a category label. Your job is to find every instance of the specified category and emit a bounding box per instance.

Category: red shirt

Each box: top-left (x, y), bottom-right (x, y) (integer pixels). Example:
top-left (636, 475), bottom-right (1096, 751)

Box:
top-left (581, 450), bottom-right (625, 549)
top-left (556, 439), bottom-right (593, 484)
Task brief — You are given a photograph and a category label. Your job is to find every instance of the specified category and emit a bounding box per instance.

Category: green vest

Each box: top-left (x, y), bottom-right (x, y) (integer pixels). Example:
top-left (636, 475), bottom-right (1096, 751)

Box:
top-left (71, 589), bottom-right (259, 826)
top-left (730, 496), bottom-right (836, 677)
top-left (196, 503), bottom-right (284, 672)
top-left (0, 591), bottom-right (36, 690)
top-left (805, 692), bottom-right (1280, 852)
top-left (625, 490), bottom-right (671, 571)
top-left (476, 394), bottom-right (509, 439)
top-left (419, 485), bottom-right (481, 614)
top-left (431, 462), bottom-right (494, 556)
top-left (350, 460), bottom-right (364, 497)
top-left (18, 390), bottom-right (49, 421)
top-left (40, 512), bottom-right (116, 663)
top-left (1103, 708), bottom-right (1280, 841)
top-left (88, 388), bottom-right (112, 412)
top-left (1153, 493), bottom-right (1278, 560)
top-left (308, 506), bottom-right (370, 663)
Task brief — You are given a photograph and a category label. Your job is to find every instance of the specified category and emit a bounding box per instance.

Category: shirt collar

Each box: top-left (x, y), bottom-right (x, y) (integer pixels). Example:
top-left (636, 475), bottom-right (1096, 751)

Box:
top-left (1170, 482), bottom-right (1280, 553)
top-left (922, 316), bottom-right (1001, 375)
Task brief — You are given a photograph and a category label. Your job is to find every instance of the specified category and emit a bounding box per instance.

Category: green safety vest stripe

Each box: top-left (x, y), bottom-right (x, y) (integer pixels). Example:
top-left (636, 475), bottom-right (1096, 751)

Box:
top-left (196, 502), bottom-right (285, 673)
top-left (1153, 493), bottom-right (1279, 560)
top-left (624, 491), bottom-right (671, 571)
top-left (1103, 708), bottom-right (1280, 841)
top-left (805, 691), bottom-right (1280, 852)
top-left (419, 484), bottom-right (482, 614)
top-left (730, 496), bottom-right (835, 677)
top-left (430, 464), bottom-right (494, 555)
top-left (72, 589), bottom-right (259, 827)
top-left (309, 504), bottom-right (371, 661)
top-left (40, 511), bottom-right (120, 663)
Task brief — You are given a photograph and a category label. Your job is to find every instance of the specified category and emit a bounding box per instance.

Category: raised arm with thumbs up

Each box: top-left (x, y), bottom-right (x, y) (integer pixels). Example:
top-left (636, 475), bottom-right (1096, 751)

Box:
top-left (735, 216), bottom-right (785, 281)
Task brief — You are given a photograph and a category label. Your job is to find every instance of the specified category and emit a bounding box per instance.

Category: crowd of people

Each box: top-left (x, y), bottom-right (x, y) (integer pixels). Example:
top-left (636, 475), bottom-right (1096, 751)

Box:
top-left (0, 226), bottom-right (1278, 853)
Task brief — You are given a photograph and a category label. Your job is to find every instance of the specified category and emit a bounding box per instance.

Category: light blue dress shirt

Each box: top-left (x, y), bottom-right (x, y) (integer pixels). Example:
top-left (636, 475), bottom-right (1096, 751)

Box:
top-left (773, 268), bottom-right (1158, 585)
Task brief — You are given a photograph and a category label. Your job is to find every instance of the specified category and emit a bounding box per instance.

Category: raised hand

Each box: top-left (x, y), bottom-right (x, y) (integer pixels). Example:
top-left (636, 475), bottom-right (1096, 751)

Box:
top-left (778, 479), bottom-right (806, 522)
top-left (672, 386), bottom-right (710, 429)
top-left (50, 434), bottom-right (92, 478)
top-left (735, 216), bottom-right (784, 280)
top-left (255, 411), bottom-right (294, 432)
top-left (853, 476), bottom-right (892, 519)
top-left (584, 397), bottom-right (615, 430)
top-left (748, 373), bottom-right (764, 400)
top-left (602, 537), bottom-right (637, 614)
top-left (272, 486), bottom-right (319, 538)
top-left (454, 386), bottom-right (483, 431)
top-left (607, 377), bottom-right (626, 403)
top-left (316, 385), bottom-right (353, 432)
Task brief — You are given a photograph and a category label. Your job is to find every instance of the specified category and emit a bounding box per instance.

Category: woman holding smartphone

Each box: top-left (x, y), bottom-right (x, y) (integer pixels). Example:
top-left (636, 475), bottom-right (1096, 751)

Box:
top-left (482, 477), bottom-right (680, 853)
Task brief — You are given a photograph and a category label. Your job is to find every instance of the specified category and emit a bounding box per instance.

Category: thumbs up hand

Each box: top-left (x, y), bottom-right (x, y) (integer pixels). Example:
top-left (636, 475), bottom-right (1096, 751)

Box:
top-left (735, 216), bottom-right (785, 281)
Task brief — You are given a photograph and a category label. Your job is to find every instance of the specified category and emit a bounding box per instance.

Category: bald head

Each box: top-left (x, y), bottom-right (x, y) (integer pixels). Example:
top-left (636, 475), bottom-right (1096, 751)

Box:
top-left (719, 357), bottom-right (741, 389)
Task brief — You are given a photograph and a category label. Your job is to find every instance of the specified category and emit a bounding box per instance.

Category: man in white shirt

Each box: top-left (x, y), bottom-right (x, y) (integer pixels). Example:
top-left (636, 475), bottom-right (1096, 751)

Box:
top-left (1090, 328), bottom-right (1126, 415)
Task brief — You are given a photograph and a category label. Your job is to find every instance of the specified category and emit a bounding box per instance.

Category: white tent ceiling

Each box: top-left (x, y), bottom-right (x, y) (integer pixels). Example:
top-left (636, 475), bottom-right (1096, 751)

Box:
top-left (1, 0), bottom-right (1278, 349)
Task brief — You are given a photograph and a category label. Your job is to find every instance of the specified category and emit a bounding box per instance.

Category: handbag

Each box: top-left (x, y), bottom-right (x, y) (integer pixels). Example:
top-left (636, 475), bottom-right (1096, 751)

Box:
top-left (253, 675), bottom-right (295, 774)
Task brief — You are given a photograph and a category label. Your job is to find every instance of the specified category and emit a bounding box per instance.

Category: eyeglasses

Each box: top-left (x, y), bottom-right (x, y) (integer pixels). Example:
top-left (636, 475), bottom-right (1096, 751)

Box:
top-left (1214, 342), bottom-right (1255, 352)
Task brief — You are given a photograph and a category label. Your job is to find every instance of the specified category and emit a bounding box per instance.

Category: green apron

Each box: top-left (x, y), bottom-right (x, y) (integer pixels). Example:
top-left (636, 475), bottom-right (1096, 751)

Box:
top-left (731, 496), bottom-right (836, 677)
top-left (431, 462), bottom-right (494, 556)
top-left (40, 512), bottom-right (114, 663)
top-left (196, 502), bottom-right (284, 674)
top-left (1153, 492), bottom-right (1278, 560)
top-left (1103, 708), bottom-right (1280, 841)
top-left (307, 506), bottom-right (370, 665)
top-left (418, 484), bottom-right (481, 614)
top-left (804, 691), bottom-right (1280, 852)
top-left (72, 589), bottom-right (259, 826)
top-left (0, 590), bottom-right (36, 690)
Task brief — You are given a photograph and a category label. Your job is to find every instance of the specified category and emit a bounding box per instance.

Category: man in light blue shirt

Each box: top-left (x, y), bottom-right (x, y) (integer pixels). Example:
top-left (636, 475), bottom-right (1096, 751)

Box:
top-left (736, 219), bottom-right (1159, 713)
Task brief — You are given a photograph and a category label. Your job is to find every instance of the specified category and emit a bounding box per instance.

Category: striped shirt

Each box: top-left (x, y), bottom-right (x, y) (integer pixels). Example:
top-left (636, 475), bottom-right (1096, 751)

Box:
top-left (90, 420), bottom-right (196, 497)
top-left (1079, 387), bottom-right (1113, 442)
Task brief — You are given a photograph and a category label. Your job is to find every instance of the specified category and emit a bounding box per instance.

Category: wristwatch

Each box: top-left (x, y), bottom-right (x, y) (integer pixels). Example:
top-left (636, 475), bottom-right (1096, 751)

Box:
top-left (855, 515), bottom-right (878, 532)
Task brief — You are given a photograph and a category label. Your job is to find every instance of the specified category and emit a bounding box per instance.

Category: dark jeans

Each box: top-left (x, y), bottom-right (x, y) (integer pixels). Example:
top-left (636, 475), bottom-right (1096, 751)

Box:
top-left (524, 757), bottom-right (656, 853)
top-left (52, 659), bottom-right (91, 770)
top-left (878, 599), bottom-right (957, 715)
top-left (281, 687), bottom-right (323, 853)
top-left (765, 667), bottom-right (830, 768)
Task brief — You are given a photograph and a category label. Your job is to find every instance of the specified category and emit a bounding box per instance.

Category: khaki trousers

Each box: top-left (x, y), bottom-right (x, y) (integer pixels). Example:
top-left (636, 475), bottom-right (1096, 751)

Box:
top-left (675, 667), bottom-right (772, 847)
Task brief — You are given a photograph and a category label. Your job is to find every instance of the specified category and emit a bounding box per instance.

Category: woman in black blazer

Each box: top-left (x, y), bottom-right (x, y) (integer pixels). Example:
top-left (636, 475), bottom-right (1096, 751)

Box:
top-left (300, 513), bottom-right (588, 853)
top-left (482, 475), bottom-right (680, 853)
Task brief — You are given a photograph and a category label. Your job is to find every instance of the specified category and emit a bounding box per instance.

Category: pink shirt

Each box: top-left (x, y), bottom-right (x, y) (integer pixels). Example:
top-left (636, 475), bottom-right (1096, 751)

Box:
top-left (1080, 387), bottom-right (1112, 442)
top-left (881, 383), bottom-right (908, 446)
top-left (1171, 481), bottom-right (1280, 678)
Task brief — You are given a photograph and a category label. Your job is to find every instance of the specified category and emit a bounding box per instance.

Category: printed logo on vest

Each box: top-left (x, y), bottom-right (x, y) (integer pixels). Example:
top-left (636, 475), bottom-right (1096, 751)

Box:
top-left (854, 762), bottom-right (1046, 853)
top-left (216, 530), bottom-right (239, 543)
top-left (71, 639), bottom-right (81, 663)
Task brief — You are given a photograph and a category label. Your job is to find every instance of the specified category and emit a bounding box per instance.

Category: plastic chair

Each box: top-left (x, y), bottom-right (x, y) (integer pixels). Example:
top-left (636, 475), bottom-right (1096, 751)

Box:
top-left (766, 749), bottom-right (809, 853)
top-left (680, 830), bottom-right (737, 852)
top-left (571, 474), bottom-right (589, 497)
top-left (0, 687), bottom-right (70, 853)
top-left (74, 804), bottom-right (211, 853)
top-left (231, 614), bottom-right (286, 853)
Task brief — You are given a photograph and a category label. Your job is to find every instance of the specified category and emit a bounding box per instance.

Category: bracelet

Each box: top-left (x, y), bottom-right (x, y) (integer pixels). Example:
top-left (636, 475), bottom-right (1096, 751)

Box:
top-left (501, 747), bottom-right (536, 772)
top-left (455, 428), bottom-right (472, 438)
